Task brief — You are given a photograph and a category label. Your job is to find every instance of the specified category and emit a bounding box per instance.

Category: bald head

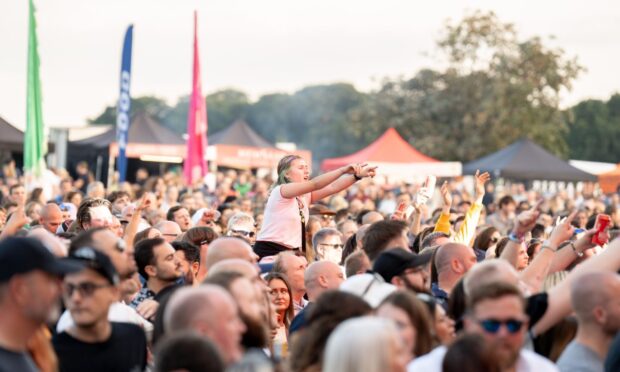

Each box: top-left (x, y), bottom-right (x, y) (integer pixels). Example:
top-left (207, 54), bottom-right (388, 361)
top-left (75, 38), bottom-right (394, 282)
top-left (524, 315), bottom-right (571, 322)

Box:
top-left (464, 259), bottom-right (518, 296)
top-left (204, 237), bottom-right (258, 271)
top-left (304, 261), bottom-right (344, 300)
top-left (571, 272), bottom-right (620, 325)
top-left (39, 203), bottom-right (63, 234)
top-left (435, 243), bottom-right (476, 274)
top-left (208, 258), bottom-right (260, 280)
top-left (154, 221), bottom-right (182, 243)
top-left (361, 211), bottom-right (384, 225)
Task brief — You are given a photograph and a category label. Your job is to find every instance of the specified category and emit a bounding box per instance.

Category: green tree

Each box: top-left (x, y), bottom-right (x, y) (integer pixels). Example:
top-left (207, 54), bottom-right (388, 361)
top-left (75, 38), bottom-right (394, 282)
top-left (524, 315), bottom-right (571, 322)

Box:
top-left (89, 96), bottom-right (171, 124)
top-left (566, 94), bottom-right (620, 162)
top-left (351, 10), bottom-right (583, 161)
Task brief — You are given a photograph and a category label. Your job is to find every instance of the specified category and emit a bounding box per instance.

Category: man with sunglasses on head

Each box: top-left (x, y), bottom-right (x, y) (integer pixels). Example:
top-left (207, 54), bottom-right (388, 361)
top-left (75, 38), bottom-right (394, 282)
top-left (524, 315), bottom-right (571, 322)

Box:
top-left (227, 212), bottom-right (257, 245)
top-left (53, 247), bottom-right (147, 372)
top-left (408, 281), bottom-right (557, 372)
top-left (312, 227), bottom-right (344, 264)
top-left (56, 228), bottom-right (151, 336)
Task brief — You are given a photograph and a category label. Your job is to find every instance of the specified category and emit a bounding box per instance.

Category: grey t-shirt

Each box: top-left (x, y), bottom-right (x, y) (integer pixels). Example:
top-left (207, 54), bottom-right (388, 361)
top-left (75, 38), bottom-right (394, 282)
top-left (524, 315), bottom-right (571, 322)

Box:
top-left (557, 340), bottom-right (603, 372)
top-left (0, 346), bottom-right (38, 372)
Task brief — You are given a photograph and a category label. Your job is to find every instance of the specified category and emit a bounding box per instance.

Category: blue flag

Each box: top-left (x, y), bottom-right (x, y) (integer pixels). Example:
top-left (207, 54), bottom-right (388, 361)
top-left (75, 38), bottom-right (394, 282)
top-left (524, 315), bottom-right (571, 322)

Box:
top-left (116, 25), bottom-right (133, 183)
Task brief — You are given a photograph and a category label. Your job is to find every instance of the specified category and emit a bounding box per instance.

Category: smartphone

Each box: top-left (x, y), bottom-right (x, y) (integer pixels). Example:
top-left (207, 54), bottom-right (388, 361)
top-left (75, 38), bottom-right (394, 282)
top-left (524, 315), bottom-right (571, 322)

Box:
top-left (425, 175), bottom-right (437, 192)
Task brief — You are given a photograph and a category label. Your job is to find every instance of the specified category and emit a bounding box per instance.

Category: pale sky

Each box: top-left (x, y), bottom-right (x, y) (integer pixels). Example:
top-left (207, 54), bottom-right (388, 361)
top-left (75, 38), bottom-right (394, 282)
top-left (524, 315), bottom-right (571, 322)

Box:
top-left (1, 0), bottom-right (619, 129)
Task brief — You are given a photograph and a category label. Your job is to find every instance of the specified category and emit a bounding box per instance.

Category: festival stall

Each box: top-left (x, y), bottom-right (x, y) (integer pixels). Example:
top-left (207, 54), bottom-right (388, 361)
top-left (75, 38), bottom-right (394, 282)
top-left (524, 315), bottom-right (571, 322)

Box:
top-left (599, 165), bottom-right (620, 194)
top-left (320, 128), bottom-right (461, 183)
top-left (463, 139), bottom-right (597, 182)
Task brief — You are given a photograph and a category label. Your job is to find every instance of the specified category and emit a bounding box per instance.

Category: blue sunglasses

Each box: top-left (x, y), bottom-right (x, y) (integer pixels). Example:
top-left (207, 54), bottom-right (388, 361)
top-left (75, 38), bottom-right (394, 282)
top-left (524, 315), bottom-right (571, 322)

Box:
top-left (477, 318), bottom-right (524, 334)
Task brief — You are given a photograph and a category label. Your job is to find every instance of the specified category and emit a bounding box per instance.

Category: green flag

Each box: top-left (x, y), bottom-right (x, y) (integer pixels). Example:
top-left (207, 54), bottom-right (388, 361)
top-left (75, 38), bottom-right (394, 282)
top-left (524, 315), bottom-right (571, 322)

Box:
top-left (24, 0), bottom-right (47, 178)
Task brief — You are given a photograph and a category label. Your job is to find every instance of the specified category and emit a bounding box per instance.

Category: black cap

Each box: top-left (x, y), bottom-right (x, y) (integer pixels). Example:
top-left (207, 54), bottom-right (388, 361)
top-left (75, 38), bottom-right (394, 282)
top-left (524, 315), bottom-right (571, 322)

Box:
top-left (373, 248), bottom-right (433, 283)
top-left (69, 247), bottom-right (120, 285)
top-left (0, 237), bottom-right (84, 282)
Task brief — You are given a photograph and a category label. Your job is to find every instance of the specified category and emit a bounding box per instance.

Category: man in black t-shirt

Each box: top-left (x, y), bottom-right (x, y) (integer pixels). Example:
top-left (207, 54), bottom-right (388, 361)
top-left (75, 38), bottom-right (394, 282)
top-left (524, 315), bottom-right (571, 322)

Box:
top-left (53, 247), bottom-right (147, 372)
top-left (0, 237), bottom-right (83, 372)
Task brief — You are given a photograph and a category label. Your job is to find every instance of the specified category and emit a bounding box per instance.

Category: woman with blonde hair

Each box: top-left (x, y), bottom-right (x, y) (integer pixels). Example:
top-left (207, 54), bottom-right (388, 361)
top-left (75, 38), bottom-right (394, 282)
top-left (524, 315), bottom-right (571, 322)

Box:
top-left (255, 155), bottom-right (376, 259)
top-left (323, 316), bottom-right (408, 372)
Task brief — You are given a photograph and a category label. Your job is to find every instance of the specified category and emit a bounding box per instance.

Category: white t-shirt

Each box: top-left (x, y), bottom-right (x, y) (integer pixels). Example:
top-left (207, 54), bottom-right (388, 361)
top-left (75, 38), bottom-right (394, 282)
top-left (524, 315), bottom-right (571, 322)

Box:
top-left (407, 345), bottom-right (558, 372)
top-left (56, 302), bottom-right (154, 340)
top-left (257, 185), bottom-right (310, 249)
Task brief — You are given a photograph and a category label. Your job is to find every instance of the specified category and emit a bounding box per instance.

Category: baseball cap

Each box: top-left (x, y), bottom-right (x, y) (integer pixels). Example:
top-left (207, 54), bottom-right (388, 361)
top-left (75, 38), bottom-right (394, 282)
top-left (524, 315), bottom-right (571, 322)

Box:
top-left (373, 248), bottom-right (433, 283)
top-left (0, 237), bottom-right (84, 282)
top-left (69, 247), bottom-right (120, 285)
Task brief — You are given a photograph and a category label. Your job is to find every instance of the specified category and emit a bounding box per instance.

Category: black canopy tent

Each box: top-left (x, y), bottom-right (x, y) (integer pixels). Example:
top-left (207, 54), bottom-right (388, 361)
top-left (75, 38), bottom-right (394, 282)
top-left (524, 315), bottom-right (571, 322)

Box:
top-left (463, 139), bottom-right (597, 182)
top-left (67, 112), bottom-right (185, 184)
top-left (209, 120), bottom-right (275, 148)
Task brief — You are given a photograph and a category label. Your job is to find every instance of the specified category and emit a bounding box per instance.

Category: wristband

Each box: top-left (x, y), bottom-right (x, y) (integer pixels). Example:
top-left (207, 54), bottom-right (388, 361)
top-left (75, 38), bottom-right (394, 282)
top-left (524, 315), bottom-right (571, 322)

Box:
top-left (353, 174), bottom-right (362, 181)
top-left (508, 232), bottom-right (525, 244)
top-left (570, 242), bottom-right (583, 258)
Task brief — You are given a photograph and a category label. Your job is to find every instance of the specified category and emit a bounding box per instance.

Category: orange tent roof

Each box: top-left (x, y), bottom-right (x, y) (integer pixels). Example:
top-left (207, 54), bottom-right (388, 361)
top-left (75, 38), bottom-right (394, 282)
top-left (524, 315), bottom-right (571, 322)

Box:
top-left (321, 128), bottom-right (437, 171)
top-left (599, 164), bottom-right (620, 194)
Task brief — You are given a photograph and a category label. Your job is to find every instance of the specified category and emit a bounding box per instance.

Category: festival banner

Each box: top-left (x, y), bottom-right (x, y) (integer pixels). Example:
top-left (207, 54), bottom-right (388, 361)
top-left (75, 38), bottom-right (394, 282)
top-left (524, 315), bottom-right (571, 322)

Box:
top-left (116, 25), bottom-right (133, 183)
top-left (183, 11), bottom-right (208, 186)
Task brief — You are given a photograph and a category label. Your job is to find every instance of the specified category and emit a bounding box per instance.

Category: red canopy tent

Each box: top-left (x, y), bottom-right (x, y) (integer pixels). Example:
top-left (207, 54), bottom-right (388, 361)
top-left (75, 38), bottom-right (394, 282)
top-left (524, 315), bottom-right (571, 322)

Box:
top-left (599, 164), bottom-right (620, 194)
top-left (321, 128), bottom-right (461, 182)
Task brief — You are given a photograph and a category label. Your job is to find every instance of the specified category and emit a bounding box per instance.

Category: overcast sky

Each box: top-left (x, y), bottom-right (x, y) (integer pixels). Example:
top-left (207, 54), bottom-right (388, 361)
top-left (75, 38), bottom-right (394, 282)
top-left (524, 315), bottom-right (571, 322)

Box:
top-left (1, 0), bottom-right (619, 129)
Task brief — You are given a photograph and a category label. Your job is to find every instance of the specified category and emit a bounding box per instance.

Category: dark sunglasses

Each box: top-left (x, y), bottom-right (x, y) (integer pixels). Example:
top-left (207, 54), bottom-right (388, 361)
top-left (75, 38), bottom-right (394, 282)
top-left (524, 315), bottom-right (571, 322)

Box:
top-left (231, 229), bottom-right (255, 238)
top-left (477, 318), bottom-right (524, 334)
top-left (319, 243), bottom-right (344, 250)
top-left (63, 282), bottom-right (112, 298)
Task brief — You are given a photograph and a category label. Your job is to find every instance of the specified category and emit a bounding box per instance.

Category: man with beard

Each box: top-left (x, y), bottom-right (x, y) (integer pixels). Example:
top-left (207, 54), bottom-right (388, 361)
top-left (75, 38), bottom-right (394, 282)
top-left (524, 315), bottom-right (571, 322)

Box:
top-left (53, 247), bottom-right (147, 372)
top-left (0, 237), bottom-right (82, 371)
top-left (56, 228), bottom-right (151, 334)
top-left (171, 241), bottom-right (200, 286)
top-left (373, 248), bottom-right (433, 293)
top-left (408, 282), bottom-right (557, 372)
top-left (131, 238), bottom-right (182, 320)
top-left (203, 271), bottom-right (269, 351)
top-left (289, 260), bottom-right (345, 334)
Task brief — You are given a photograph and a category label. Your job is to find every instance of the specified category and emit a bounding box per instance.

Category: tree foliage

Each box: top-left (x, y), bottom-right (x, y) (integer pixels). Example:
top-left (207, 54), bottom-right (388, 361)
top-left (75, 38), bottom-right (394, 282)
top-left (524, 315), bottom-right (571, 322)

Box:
top-left (87, 11), bottom-right (619, 165)
top-left (566, 94), bottom-right (620, 162)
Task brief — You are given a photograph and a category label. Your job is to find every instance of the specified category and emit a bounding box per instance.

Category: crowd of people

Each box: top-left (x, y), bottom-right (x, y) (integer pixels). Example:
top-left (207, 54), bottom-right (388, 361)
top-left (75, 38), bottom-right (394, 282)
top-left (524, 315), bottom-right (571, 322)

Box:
top-left (0, 155), bottom-right (619, 372)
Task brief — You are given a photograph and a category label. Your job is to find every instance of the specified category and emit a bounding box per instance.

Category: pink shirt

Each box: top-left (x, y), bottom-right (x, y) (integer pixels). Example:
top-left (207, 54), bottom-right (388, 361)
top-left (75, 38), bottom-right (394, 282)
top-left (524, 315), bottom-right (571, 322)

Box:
top-left (257, 185), bottom-right (310, 248)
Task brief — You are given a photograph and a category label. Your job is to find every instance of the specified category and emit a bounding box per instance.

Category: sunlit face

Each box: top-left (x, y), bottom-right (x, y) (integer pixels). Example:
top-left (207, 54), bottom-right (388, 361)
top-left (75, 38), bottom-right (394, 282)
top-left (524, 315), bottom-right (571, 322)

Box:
top-left (285, 159), bottom-right (310, 183)
top-left (316, 234), bottom-right (343, 264)
top-left (517, 245), bottom-right (529, 271)
top-left (86, 206), bottom-right (113, 230)
top-left (466, 295), bottom-right (528, 370)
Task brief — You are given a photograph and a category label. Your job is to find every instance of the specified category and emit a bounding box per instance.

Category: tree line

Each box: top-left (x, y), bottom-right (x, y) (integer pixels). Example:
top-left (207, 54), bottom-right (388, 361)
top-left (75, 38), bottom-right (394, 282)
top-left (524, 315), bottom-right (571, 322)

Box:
top-left (90, 11), bottom-right (620, 164)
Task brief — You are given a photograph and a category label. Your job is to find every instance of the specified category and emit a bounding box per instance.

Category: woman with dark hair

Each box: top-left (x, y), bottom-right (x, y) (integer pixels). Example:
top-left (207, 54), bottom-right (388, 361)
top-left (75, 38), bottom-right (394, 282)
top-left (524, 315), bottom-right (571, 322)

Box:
top-left (289, 290), bottom-right (372, 372)
top-left (265, 272), bottom-right (295, 357)
top-left (339, 233), bottom-right (358, 265)
top-left (377, 291), bottom-right (435, 361)
top-left (254, 155), bottom-right (376, 259)
top-left (527, 239), bottom-right (543, 264)
top-left (417, 293), bottom-right (456, 346)
top-left (473, 226), bottom-right (500, 261)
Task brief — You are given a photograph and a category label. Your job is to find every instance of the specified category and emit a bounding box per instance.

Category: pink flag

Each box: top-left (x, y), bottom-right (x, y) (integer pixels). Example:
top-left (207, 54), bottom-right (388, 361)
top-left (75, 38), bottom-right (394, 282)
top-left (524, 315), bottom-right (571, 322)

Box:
top-left (184, 11), bottom-right (208, 186)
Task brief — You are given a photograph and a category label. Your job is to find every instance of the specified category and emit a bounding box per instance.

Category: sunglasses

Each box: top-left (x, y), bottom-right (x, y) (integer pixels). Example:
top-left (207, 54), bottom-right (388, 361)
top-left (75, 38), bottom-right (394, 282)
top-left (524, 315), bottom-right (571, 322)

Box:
top-left (318, 243), bottom-right (344, 250)
top-left (64, 282), bottom-right (112, 298)
top-left (477, 318), bottom-right (525, 334)
top-left (231, 229), bottom-right (255, 238)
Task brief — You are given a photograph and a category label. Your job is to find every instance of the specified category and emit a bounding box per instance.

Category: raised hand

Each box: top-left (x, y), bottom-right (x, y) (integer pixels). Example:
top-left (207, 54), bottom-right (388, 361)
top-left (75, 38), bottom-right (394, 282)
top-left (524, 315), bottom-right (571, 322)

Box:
top-left (474, 170), bottom-right (491, 201)
top-left (357, 164), bottom-right (377, 178)
top-left (440, 181), bottom-right (452, 208)
top-left (513, 200), bottom-right (543, 236)
top-left (548, 211), bottom-right (577, 247)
